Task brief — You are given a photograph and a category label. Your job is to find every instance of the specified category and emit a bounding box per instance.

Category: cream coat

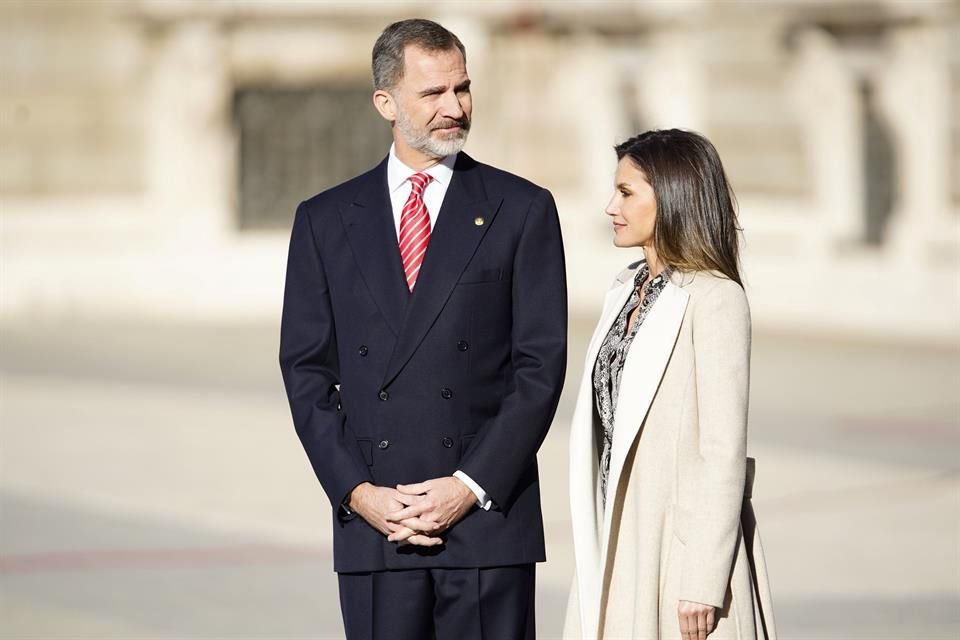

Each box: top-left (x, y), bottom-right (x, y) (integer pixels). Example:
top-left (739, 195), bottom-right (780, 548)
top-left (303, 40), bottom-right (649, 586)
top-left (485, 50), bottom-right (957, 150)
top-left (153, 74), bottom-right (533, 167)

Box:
top-left (563, 265), bottom-right (776, 640)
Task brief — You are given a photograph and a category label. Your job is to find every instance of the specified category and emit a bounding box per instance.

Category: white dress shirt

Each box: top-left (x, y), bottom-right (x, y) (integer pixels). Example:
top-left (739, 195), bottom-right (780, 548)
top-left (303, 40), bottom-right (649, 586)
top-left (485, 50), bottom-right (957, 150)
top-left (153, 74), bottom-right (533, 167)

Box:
top-left (386, 144), bottom-right (455, 237)
top-left (386, 145), bottom-right (493, 512)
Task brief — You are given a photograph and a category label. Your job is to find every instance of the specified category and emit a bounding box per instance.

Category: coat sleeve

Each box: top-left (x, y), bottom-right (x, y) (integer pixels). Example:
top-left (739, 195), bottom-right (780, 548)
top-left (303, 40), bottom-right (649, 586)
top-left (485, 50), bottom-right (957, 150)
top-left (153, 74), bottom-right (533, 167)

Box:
top-left (279, 202), bottom-right (374, 513)
top-left (679, 279), bottom-right (751, 608)
top-left (456, 188), bottom-right (568, 508)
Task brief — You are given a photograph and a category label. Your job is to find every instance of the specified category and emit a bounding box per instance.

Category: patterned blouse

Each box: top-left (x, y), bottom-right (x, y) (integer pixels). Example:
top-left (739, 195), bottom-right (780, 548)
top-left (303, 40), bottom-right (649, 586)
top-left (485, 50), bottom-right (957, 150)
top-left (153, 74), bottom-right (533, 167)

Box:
top-left (593, 263), bottom-right (672, 509)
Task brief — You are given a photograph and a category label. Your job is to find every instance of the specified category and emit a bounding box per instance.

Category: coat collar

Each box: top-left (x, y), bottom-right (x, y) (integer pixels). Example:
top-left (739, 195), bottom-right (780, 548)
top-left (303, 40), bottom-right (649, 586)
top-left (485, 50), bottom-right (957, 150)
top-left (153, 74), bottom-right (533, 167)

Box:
top-left (568, 268), bottom-right (690, 640)
top-left (338, 153), bottom-right (503, 384)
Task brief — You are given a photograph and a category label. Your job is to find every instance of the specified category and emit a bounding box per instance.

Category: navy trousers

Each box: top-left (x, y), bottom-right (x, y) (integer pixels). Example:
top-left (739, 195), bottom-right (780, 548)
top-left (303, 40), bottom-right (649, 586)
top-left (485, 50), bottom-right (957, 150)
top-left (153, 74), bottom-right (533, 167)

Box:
top-left (337, 564), bottom-right (536, 640)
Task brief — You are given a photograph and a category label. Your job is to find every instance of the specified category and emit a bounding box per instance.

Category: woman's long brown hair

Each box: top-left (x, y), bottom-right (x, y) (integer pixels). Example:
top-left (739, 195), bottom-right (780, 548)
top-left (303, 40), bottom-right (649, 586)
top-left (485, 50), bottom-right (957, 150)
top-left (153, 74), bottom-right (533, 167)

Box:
top-left (615, 129), bottom-right (743, 286)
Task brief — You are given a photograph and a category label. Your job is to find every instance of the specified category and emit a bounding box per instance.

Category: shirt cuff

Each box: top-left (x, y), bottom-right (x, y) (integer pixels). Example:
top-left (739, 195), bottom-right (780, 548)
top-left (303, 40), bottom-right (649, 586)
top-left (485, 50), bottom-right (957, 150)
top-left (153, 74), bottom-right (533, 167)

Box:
top-left (453, 470), bottom-right (493, 511)
top-left (338, 501), bottom-right (357, 521)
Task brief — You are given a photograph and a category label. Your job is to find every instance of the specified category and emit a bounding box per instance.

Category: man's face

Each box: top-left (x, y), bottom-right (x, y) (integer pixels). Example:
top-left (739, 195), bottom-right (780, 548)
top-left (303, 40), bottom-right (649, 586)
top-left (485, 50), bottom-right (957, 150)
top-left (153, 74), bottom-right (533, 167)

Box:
top-left (385, 45), bottom-right (472, 160)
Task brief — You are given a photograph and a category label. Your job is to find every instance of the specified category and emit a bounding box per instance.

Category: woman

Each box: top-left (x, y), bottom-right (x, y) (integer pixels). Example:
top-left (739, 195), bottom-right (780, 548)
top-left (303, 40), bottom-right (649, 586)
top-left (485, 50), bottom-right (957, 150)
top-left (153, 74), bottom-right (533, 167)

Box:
top-left (563, 130), bottom-right (776, 640)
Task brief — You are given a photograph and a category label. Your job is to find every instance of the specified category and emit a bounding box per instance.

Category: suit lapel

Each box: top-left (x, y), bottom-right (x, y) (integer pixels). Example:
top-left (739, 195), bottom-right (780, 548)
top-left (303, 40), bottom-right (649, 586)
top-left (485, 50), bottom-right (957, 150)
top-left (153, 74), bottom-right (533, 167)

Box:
top-left (338, 158), bottom-right (409, 336)
top-left (382, 153), bottom-right (502, 386)
top-left (599, 281), bottom-right (689, 557)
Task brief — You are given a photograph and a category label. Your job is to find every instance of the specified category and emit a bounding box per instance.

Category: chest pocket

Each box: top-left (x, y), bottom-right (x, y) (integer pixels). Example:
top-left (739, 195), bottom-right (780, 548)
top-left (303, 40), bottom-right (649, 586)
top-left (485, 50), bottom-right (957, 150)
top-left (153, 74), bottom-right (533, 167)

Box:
top-left (458, 268), bottom-right (508, 285)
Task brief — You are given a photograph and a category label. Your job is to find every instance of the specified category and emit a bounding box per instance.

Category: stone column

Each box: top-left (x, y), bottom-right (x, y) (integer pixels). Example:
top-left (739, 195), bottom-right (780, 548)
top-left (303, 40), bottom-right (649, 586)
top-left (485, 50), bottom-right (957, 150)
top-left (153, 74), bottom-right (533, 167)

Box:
top-left (881, 22), bottom-right (958, 266)
top-left (636, 23), bottom-right (708, 132)
top-left (145, 19), bottom-right (234, 246)
top-left (787, 27), bottom-right (863, 256)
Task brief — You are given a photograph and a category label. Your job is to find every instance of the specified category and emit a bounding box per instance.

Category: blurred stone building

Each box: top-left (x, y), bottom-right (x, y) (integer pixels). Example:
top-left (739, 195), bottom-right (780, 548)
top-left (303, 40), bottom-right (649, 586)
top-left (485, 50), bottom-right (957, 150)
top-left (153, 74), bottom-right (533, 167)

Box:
top-left (2, 0), bottom-right (958, 342)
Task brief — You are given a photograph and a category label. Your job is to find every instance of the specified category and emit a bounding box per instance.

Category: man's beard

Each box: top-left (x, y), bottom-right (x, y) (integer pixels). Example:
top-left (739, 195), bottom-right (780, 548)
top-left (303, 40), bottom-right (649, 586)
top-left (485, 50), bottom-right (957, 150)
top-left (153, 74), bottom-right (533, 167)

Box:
top-left (395, 108), bottom-right (470, 159)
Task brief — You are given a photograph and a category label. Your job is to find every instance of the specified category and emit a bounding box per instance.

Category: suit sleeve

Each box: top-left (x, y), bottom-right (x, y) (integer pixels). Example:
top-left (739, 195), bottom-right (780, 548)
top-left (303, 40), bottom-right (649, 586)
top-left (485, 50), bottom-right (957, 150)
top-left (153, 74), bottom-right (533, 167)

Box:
top-left (456, 188), bottom-right (568, 508)
top-left (279, 202), bottom-right (374, 513)
top-left (679, 280), bottom-right (751, 607)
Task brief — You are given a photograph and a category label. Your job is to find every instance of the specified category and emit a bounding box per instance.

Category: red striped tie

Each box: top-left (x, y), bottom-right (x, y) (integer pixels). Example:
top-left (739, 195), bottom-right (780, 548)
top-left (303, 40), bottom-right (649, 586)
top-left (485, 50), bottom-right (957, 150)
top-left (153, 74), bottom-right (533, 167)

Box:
top-left (398, 172), bottom-right (433, 291)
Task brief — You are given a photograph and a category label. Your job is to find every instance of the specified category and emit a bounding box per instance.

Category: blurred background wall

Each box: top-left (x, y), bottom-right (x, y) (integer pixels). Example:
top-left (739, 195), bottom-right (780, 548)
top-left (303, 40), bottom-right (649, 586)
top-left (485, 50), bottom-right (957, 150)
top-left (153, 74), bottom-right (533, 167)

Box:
top-left (1, 1), bottom-right (958, 639)
top-left (3, 0), bottom-right (958, 338)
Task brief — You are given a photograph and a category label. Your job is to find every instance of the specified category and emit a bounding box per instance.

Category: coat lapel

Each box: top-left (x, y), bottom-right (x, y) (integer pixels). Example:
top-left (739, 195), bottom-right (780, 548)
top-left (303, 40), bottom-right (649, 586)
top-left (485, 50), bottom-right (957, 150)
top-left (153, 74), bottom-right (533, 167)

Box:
top-left (569, 275), bottom-right (635, 640)
top-left (570, 275), bottom-right (689, 639)
top-left (585, 279), bottom-right (635, 372)
top-left (599, 281), bottom-right (689, 557)
top-left (382, 153), bottom-right (502, 386)
top-left (338, 157), bottom-right (409, 336)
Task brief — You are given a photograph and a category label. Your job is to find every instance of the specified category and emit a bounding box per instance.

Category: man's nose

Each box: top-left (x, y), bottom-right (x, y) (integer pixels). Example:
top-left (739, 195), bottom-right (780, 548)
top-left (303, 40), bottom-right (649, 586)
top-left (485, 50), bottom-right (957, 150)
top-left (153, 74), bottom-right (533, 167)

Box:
top-left (439, 90), bottom-right (465, 119)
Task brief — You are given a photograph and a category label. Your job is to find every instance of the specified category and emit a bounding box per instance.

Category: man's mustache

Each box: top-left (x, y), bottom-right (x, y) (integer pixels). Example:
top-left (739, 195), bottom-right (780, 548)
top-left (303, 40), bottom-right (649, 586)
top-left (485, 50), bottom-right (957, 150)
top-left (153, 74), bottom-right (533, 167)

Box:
top-left (431, 117), bottom-right (471, 132)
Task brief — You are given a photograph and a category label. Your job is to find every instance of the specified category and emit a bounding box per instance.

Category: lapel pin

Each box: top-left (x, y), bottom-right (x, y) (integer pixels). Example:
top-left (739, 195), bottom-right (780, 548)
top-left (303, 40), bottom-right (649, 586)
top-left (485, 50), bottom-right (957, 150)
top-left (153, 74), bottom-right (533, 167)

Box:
top-left (474, 216), bottom-right (485, 226)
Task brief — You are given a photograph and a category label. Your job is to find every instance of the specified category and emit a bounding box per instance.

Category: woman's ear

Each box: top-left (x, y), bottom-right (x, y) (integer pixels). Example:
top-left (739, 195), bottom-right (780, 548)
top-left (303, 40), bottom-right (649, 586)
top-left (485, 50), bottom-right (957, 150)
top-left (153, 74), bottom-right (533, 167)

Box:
top-left (373, 90), bottom-right (396, 122)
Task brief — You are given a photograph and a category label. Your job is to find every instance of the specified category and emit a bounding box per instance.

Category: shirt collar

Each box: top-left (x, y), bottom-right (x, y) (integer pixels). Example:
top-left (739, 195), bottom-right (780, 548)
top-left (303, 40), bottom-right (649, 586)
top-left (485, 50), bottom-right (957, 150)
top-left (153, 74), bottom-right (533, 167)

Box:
top-left (387, 143), bottom-right (457, 194)
top-left (634, 262), bottom-right (674, 293)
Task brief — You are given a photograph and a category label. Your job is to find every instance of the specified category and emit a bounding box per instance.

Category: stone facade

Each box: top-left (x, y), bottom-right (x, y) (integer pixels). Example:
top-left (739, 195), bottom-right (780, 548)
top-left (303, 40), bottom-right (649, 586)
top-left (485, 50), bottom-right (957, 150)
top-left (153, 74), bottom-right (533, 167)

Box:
top-left (1, 0), bottom-right (957, 342)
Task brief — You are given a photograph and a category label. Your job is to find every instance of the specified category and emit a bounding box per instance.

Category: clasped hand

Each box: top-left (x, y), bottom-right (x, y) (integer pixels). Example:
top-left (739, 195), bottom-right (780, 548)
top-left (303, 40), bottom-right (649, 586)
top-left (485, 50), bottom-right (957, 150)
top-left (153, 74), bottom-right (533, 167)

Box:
top-left (678, 600), bottom-right (716, 640)
top-left (349, 477), bottom-right (476, 547)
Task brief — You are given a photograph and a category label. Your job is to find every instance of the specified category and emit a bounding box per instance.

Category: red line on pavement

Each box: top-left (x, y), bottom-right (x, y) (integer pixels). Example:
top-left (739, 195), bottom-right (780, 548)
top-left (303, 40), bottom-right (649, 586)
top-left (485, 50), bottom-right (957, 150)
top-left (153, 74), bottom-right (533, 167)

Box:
top-left (0, 544), bottom-right (327, 574)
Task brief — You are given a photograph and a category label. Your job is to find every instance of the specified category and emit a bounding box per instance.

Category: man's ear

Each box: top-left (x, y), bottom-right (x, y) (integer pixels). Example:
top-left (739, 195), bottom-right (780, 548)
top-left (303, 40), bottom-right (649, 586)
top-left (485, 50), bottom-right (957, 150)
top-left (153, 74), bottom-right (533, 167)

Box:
top-left (373, 89), bottom-right (396, 122)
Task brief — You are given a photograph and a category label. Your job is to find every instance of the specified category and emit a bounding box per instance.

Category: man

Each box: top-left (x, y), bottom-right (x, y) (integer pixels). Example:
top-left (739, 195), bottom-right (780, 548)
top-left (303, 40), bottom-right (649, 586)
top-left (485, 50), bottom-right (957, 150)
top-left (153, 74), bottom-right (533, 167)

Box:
top-left (279, 18), bottom-right (566, 640)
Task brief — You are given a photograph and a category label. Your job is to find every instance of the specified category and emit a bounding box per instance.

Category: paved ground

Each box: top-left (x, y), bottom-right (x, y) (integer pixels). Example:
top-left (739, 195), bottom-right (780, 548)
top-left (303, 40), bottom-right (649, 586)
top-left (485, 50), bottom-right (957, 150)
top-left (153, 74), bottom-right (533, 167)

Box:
top-left (1, 318), bottom-right (958, 639)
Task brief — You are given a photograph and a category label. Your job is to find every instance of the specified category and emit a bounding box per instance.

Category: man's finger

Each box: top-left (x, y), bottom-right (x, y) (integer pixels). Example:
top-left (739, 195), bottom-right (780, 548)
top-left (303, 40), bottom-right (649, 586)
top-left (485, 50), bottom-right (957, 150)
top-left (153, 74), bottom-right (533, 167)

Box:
top-left (387, 526), bottom-right (417, 543)
top-left (697, 610), bottom-right (707, 640)
top-left (396, 481), bottom-right (431, 495)
top-left (406, 534), bottom-right (443, 547)
top-left (386, 503), bottom-right (431, 521)
top-left (399, 517), bottom-right (439, 532)
top-left (393, 492), bottom-right (425, 506)
top-left (706, 608), bottom-right (716, 634)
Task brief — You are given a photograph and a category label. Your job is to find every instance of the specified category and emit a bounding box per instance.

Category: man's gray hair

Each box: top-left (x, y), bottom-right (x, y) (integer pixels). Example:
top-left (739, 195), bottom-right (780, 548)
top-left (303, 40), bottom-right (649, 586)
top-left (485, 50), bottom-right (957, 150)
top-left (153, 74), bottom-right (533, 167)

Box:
top-left (372, 19), bottom-right (466, 90)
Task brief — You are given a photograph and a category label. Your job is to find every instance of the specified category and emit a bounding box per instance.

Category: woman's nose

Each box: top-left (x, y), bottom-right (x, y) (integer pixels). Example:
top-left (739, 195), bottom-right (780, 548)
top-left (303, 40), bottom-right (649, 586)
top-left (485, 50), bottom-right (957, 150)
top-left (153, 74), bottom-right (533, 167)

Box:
top-left (605, 197), bottom-right (618, 216)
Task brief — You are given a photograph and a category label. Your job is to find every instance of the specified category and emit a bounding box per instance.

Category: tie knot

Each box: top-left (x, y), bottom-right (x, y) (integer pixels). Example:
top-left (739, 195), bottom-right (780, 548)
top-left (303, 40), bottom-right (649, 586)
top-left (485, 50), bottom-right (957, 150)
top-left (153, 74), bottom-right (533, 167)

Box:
top-left (408, 172), bottom-right (432, 196)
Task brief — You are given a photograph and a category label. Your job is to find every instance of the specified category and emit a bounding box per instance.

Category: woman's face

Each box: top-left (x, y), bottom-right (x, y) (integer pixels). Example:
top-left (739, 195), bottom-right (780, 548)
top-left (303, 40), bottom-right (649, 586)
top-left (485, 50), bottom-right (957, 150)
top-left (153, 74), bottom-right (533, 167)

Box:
top-left (606, 157), bottom-right (657, 248)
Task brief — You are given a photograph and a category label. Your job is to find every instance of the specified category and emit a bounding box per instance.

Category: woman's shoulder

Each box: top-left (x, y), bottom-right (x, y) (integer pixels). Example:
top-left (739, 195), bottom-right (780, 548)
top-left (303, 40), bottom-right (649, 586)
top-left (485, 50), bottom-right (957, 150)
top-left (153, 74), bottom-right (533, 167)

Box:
top-left (672, 270), bottom-right (749, 316)
top-left (609, 264), bottom-right (747, 306)
top-left (672, 269), bottom-right (743, 296)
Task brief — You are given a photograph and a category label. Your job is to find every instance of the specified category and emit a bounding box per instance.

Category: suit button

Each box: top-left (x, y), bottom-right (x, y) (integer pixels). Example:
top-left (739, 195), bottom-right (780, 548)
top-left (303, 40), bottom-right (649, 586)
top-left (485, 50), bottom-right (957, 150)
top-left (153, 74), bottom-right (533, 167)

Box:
top-left (441, 437), bottom-right (453, 448)
top-left (457, 340), bottom-right (469, 352)
top-left (378, 390), bottom-right (390, 401)
top-left (440, 387), bottom-right (453, 399)
top-left (358, 345), bottom-right (369, 357)
top-left (378, 440), bottom-right (390, 450)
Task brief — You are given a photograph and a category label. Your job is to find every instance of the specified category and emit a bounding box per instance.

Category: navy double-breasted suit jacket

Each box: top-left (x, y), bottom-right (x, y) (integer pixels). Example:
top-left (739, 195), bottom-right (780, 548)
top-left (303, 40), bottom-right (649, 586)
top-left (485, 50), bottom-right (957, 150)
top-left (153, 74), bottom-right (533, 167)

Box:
top-left (279, 152), bottom-right (567, 573)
